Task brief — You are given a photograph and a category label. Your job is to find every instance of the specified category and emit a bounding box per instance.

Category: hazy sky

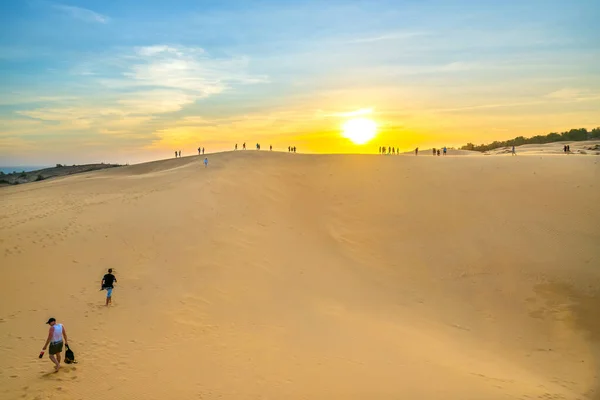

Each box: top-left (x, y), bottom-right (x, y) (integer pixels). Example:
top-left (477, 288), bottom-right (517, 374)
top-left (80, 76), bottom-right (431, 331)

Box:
top-left (1, 0), bottom-right (599, 164)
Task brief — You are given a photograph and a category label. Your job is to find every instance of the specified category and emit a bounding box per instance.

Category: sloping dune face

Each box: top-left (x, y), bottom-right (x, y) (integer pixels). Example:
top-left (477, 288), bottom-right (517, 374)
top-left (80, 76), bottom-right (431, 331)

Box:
top-left (1, 152), bottom-right (599, 399)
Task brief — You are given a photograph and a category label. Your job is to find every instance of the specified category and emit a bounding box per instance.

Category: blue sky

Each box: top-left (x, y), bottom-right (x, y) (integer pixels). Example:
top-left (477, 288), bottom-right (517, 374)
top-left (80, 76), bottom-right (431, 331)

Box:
top-left (1, 0), bottom-right (599, 164)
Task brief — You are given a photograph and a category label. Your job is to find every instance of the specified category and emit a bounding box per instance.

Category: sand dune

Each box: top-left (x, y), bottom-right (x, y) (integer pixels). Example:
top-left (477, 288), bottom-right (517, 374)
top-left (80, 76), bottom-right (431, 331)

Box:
top-left (1, 150), bottom-right (599, 399)
top-left (485, 140), bottom-right (600, 156)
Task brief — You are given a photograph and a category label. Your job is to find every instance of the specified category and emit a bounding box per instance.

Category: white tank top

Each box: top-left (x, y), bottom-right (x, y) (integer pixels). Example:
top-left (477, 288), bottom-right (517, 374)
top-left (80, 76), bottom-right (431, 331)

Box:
top-left (52, 324), bottom-right (63, 342)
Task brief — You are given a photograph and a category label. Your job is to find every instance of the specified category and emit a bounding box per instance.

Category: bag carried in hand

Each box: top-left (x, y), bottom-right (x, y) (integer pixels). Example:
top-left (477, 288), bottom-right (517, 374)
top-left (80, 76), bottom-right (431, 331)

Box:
top-left (64, 344), bottom-right (77, 364)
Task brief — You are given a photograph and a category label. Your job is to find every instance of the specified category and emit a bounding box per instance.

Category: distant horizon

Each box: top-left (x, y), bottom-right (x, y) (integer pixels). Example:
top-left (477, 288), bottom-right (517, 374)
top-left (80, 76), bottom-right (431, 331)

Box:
top-left (3, 134), bottom-right (600, 170)
top-left (0, 166), bottom-right (51, 174)
top-left (3, 134), bottom-right (600, 167)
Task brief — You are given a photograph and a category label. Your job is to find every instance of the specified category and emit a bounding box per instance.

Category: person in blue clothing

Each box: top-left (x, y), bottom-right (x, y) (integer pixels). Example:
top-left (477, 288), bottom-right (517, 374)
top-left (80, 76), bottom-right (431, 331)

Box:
top-left (204, 158), bottom-right (208, 168)
top-left (101, 269), bottom-right (117, 306)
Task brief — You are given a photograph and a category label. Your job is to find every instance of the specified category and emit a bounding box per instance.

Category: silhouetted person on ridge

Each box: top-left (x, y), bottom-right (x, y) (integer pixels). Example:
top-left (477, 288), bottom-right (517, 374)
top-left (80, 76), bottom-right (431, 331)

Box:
top-left (202, 148), bottom-right (205, 155)
top-left (270, 145), bottom-right (272, 151)
top-left (198, 147), bottom-right (201, 155)
top-left (437, 149), bottom-right (440, 156)
top-left (178, 150), bottom-right (181, 158)
top-left (235, 143), bottom-right (238, 150)
top-left (243, 142), bottom-right (246, 150)
top-left (443, 147), bottom-right (447, 156)
top-left (175, 151), bottom-right (178, 158)
top-left (433, 148), bottom-right (436, 156)
top-left (415, 147), bottom-right (419, 156)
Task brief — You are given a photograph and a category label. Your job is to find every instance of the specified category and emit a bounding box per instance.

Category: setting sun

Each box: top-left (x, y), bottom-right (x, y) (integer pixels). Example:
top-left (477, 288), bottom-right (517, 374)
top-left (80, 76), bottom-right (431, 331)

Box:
top-left (341, 118), bottom-right (378, 145)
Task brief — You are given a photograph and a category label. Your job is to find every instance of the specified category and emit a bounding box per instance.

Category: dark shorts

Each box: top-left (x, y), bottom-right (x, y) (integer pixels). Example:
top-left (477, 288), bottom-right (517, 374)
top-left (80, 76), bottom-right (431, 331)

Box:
top-left (49, 341), bottom-right (63, 355)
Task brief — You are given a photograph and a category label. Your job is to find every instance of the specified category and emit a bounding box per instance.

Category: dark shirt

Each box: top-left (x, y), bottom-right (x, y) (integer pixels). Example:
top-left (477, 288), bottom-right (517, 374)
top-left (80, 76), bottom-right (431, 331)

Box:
top-left (102, 273), bottom-right (116, 288)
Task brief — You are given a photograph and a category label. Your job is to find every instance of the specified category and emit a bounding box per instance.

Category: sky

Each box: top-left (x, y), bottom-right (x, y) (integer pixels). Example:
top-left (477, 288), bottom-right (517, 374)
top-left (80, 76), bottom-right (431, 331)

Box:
top-left (1, 0), bottom-right (599, 165)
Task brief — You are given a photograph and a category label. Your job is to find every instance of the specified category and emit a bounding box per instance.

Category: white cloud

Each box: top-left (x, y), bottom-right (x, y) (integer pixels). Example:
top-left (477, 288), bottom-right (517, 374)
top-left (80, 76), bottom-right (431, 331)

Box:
top-left (53, 4), bottom-right (109, 24)
top-left (95, 44), bottom-right (269, 117)
top-left (13, 45), bottom-right (268, 144)
top-left (128, 45), bottom-right (268, 93)
top-left (117, 90), bottom-right (197, 114)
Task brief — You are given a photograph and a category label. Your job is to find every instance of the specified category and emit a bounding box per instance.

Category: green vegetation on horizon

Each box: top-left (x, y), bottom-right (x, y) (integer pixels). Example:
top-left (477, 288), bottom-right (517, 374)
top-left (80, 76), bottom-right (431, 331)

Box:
top-left (461, 127), bottom-right (600, 152)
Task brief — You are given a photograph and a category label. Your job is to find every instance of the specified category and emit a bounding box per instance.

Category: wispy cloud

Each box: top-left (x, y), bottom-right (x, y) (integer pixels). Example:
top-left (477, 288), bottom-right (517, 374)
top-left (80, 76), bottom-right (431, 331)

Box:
top-left (426, 89), bottom-right (600, 115)
top-left (147, 107), bottom-right (320, 149)
top-left (12, 44), bottom-right (268, 148)
top-left (386, 61), bottom-right (480, 76)
top-left (324, 108), bottom-right (374, 118)
top-left (120, 45), bottom-right (268, 113)
top-left (346, 31), bottom-right (428, 44)
top-left (428, 101), bottom-right (548, 113)
top-left (130, 46), bottom-right (244, 93)
top-left (53, 4), bottom-right (109, 24)
top-left (546, 88), bottom-right (600, 102)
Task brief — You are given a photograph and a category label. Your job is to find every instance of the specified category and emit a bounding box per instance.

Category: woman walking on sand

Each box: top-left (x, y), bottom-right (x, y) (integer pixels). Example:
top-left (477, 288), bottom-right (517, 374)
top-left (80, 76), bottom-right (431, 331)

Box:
top-left (40, 318), bottom-right (69, 372)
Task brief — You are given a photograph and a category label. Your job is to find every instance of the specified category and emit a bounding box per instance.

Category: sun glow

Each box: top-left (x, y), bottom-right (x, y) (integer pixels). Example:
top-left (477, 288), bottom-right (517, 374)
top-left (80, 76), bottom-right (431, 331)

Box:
top-left (341, 118), bottom-right (378, 145)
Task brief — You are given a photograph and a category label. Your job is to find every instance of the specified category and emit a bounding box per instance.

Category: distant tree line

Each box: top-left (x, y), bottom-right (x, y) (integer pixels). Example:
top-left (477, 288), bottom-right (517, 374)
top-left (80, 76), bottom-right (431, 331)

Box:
top-left (461, 127), bottom-right (600, 152)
